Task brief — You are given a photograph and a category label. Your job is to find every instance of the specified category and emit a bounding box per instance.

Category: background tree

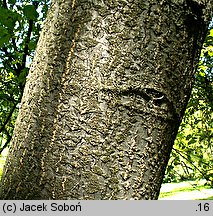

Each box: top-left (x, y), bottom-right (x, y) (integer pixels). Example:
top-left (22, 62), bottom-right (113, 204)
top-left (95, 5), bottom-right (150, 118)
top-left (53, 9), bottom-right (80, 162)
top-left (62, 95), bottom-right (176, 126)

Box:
top-left (0, 0), bottom-right (50, 153)
top-left (0, 0), bottom-right (213, 199)
top-left (164, 25), bottom-right (213, 185)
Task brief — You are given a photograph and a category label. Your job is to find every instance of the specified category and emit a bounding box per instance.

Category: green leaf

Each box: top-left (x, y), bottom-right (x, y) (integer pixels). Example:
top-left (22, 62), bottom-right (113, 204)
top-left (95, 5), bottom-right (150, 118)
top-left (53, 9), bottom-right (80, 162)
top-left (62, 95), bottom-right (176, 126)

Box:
top-left (0, 93), bottom-right (10, 100)
top-left (28, 40), bottom-right (37, 51)
top-left (188, 138), bottom-right (197, 145)
top-left (23, 5), bottom-right (38, 21)
top-left (209, 29), bottom-right (213, 37)
top-left (0, 26), bottom-right (10, 47)
top-left (18, 68), bottom-right (29, 85)
top-left (185, 134), bottom-right (192, 140)
top-left (8, 0), bottom-right (16, 4)
top-left (0, 7), bottom-right (20, 30)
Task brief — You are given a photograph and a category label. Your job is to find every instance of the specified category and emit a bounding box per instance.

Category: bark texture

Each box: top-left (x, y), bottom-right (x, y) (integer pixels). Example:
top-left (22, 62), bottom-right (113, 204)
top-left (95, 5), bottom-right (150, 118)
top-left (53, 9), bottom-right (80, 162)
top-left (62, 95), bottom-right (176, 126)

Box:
top-left (0, 0), bottom-right (212, 199)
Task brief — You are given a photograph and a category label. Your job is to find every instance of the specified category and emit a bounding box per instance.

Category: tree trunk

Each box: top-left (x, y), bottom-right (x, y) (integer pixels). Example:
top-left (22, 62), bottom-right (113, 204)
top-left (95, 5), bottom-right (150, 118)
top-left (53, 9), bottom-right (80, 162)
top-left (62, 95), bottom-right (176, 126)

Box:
top-left (0, 0), bottom-right (212, 199)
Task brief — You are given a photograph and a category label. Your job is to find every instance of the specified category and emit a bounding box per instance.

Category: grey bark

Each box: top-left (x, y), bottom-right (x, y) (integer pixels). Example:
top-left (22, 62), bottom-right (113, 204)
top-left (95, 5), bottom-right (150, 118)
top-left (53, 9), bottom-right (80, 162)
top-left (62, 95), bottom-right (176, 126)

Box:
top-left (0, 0), bottom-right (212, 199)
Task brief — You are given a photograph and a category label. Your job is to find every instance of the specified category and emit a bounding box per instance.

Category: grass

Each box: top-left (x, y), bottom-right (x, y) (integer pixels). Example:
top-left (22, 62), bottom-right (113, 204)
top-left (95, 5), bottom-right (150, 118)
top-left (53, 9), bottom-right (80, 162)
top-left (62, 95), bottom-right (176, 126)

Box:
top-left (198, 196), bottom-right (213, 200)
top-left (159, 180), bottom-right (213, 200)
top-left (159, 184), bottom-right (212, 198)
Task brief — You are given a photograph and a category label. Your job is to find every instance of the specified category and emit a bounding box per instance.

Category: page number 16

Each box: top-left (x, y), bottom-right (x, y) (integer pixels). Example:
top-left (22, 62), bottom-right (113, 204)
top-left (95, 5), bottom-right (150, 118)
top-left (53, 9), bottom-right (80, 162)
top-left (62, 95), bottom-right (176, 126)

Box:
top-left (197, 203), bottom-right (210, 212)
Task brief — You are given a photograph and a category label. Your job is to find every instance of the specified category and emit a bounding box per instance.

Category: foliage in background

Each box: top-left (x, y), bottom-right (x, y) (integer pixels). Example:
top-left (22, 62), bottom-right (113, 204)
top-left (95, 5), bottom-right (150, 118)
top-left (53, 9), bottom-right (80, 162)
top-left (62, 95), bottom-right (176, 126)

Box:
top-left (164, 26), bottom-right (213, 186)
top-left (0, 0), bottom-right (50, 153)
top-left (0, 0), bottom-right (212, 185)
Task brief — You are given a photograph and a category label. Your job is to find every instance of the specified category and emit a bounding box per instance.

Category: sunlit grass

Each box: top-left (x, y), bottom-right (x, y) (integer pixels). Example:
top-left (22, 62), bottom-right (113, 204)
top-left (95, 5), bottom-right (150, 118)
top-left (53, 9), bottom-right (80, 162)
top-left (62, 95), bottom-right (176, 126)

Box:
top-left (198, 196), bottom-right (213, 200)
top-left (159, 185), bottom-right (212, 198)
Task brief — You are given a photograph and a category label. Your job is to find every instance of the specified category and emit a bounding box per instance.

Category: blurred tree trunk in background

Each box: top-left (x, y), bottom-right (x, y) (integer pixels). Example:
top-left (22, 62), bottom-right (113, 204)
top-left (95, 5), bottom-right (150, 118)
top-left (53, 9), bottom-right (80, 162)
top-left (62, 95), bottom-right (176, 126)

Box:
top-left (0, 0), bottom-right (212, 199)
